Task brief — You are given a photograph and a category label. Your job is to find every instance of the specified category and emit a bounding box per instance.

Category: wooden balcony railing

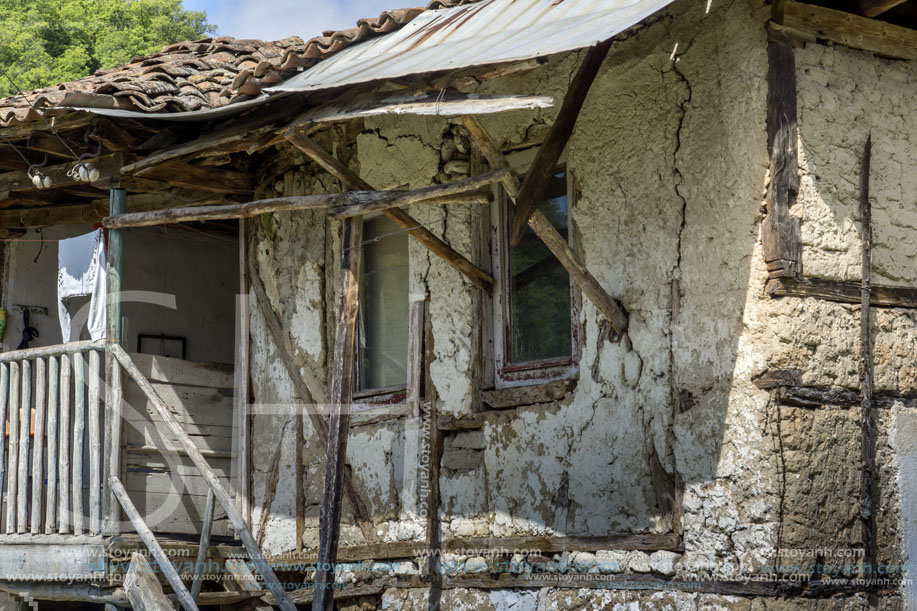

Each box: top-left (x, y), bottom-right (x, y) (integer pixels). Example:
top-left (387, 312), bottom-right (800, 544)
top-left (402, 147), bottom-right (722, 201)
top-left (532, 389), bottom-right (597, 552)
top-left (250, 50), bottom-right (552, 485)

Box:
top-left (0, 340), bottom-right (107, 536)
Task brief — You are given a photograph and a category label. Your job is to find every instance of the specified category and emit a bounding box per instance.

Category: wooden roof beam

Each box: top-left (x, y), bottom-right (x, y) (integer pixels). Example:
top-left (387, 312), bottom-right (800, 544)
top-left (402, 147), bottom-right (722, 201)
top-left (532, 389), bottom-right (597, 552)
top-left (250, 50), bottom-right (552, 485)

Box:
top-left (141, 161), bottom-right (253, 195)
top-left (860, 0), bottom-right (909, 17)
top-left (461, 115), bottom-right (629, 335)
top-left (770, 1), bottom-right (917, 60)
top-left (286, 128), bottom-right (496, 293)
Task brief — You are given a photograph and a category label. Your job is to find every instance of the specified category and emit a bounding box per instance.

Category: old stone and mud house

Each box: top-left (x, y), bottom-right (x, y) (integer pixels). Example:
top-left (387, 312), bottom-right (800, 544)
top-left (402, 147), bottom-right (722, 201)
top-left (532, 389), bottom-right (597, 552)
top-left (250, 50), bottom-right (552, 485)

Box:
top-left (0, 0), bottom-right (915, 608)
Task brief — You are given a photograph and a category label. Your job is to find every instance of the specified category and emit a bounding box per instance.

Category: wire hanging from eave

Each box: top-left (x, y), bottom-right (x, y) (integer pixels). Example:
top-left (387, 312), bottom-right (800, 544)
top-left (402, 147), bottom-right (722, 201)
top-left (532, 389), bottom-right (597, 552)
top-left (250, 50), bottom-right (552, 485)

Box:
top-left (0, 66), bottom-right (82, 160)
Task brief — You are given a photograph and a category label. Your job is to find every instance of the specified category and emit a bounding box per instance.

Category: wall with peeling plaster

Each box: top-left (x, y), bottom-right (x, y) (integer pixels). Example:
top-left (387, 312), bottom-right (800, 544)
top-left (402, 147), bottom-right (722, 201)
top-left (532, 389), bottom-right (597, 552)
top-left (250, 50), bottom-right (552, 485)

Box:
top-left (244, 0), bottom-right (913, 606)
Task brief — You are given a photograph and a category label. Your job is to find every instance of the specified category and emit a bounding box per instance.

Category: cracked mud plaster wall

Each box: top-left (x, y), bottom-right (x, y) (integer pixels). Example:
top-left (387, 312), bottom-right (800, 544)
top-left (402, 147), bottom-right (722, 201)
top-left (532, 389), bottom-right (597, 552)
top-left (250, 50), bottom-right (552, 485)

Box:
top-left (245, 0), bottom-right (910, 600)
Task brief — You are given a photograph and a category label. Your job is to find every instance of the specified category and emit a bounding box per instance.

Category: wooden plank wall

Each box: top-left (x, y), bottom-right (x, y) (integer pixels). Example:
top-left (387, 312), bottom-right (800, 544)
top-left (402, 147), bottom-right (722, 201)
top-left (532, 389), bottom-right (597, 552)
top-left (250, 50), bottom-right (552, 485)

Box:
top-left (122, 353), bottom-right (235, 537)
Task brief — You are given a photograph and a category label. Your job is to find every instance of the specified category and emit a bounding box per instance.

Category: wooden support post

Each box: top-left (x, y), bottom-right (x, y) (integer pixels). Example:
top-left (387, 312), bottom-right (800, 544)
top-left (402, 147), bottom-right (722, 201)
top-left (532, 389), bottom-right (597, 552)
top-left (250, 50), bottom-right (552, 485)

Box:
top-left (45, 356), bottom-right (59, 533)
top-left (5, 362), bottom-right (18, 534)
top-left (110, 344), bottom-right (297, 611)
top-left (510, 39), bottom-right (612, 245)
top-left (112, 477), bottom-right (198, 611)
top-left (58, 355), bottom-right (71, 534)
top-left (30, 357), bottom-right (46, 534)
top-left (233, 220), bottom-right (251, 530)
top-left (460, 116), bottom-right (629, 334)
top-left (762, 40), bottom-right (801, 279)
top-left (313, 218), bottom-right (364, 610)
top-left (104, 188), bottom-right (125, 535)
top-left (87, 350), bottom-right (101, 535)
top-left (191, 489), bottom-right (216, 603)
top-left (858, 135), bottom-right (877, 576)
top-left (17, 359), bottom-right (30, 533)
top-left (407, 300), bottom-right (425, 419)
top-left (72, 353), bottom-right (85, 535)
top-left (0, 365), bottom-right (7, 530)
top-left (285, 130), bottom-right (495, 293)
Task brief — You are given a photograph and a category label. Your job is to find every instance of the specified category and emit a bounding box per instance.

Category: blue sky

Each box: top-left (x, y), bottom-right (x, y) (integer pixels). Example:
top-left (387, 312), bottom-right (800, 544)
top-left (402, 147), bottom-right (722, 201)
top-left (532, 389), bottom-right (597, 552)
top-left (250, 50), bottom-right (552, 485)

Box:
top-left (183, 0), bottom-right (405, 41)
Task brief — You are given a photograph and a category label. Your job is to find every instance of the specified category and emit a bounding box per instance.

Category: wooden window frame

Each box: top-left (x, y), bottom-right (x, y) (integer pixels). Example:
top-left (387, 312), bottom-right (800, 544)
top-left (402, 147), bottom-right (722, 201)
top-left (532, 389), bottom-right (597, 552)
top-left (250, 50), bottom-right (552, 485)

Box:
top-left (351, 213), bottom-right (410, 408)
top-left (490, 149), bottom-right (581, 389)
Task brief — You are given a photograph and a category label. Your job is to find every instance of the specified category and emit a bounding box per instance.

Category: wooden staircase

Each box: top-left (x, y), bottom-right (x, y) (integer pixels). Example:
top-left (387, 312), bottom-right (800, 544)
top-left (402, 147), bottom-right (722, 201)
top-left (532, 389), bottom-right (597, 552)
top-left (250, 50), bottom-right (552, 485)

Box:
top-left (110, 345), bottom-right (296, 611)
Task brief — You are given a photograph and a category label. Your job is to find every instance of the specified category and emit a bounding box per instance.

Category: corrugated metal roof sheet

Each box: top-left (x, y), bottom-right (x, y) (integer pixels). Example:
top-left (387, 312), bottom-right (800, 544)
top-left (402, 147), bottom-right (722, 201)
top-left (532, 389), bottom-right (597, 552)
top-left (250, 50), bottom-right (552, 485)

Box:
top-left (269, 0), bottom-right (676, 94)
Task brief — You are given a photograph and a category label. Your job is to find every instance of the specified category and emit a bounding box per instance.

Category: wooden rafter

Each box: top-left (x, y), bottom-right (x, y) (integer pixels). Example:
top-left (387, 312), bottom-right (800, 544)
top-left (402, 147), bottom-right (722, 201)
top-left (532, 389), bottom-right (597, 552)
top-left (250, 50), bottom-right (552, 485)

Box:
top-left (285, 130), bottom-right (496, 293)
top-left (860, 0), bottom-right (908, 17)
top-left (510, 39), bottom-right (612, 245)
top-left (141, 161), bottom-right (253, 195)
top-left (313, 218), bottom-right (363, 611)
top-left (461, 116), bottom-right (629, 334)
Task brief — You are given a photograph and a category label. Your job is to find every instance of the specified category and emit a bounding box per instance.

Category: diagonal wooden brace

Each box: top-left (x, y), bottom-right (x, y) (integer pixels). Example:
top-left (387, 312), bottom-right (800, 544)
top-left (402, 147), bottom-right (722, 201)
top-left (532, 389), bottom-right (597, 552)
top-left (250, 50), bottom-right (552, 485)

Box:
top-left (461, 115), bottom-right (628, 335)
top-left (285, 129), bottom-right (494, 293)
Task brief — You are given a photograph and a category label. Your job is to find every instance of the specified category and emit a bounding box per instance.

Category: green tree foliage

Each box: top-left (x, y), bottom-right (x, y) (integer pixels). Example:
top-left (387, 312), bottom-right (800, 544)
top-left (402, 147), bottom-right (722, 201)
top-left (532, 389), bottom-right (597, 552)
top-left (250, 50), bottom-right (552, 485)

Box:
top-left (0, 0), bottom-right (213, 97)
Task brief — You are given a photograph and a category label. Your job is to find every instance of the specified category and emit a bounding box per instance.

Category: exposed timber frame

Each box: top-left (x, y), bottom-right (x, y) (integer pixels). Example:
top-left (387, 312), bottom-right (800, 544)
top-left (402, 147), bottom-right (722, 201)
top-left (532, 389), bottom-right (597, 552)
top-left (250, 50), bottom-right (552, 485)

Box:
top-left (313, 218), bottom-right (364, 610)
top-left (858, 136), bottom-right (877, 575)
top-left (762, 40), bottom-right (801, 280)
top-left (285, 129), bottom-right (495, 292)
top-left (101, 171), bottom-right (501, 230)
top-left (460, 115), bottom-right (628, 335)
top-left (248, 266), bottom-right (378, 544)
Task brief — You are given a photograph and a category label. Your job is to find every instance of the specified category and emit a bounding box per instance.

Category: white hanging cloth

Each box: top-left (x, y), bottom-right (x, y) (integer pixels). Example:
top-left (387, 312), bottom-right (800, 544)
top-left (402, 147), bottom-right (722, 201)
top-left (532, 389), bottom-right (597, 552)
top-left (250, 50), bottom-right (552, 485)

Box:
top-left (58, 229), bottom-right (107, 342)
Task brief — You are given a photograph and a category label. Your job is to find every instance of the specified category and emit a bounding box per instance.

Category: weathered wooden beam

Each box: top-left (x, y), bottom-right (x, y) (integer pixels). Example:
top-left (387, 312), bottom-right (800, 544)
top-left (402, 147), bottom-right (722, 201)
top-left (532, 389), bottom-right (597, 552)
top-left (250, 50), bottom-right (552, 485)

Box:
top-left (313, 218), bottom-right (364, 610)
top-left (88, 117), bottom-right (137, 151)
top-left (110, 344), bottom-right (297, 611)
top-left (765, 276), bottom-right (917, 308)
top-left (860, 0), bottom-right (909, 17)
top-left (72, 353), bottom-right (85, 535)
top-left (122, 97), bottom-right (300, 175)
top-left (0, 113), bottom-right (92, 141)
top-left (461, 115), bottom-right (628, 334)
top-left (0, 152), bottom-right (125, 194)
top-left (101, 175), bottom-right (496, 230)
top-left (124, 552), bottom-right (180, 611)
top-left (234, 221), bottom-right (252, 529)
top-left (249, 270), bottom-right (378, 544)
top-left (858, 135), bottom-right (876, 575)
top-left (141, 161), bottom-right (253, 195)
top-left (325, 168), bottom-right (507, 219)
top-left (190, 489), bottom-right (216, 603)
top-left (58, 355), bottom-right (71, 534)
top-left (26, 131), bottom-right (79, 159)
top-left (103, 188), bottom-right (125, 536)
top-left (510, 39), bottom-right (612, 245)
top-left (762, 40), bottom-right (801, 279)
top-left (771, 1), bottom-right (917, 60)
top-left (285, 130), bottom-right (495, 293)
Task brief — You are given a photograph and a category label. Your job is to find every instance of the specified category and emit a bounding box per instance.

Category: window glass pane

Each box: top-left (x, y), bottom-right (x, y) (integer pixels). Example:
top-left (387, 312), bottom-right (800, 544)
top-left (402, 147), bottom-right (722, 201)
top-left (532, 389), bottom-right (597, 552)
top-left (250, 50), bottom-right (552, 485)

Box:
top-left (508, 171), bottom-right (571, 364)
top-left (358, 217), bottom-right (410, 390)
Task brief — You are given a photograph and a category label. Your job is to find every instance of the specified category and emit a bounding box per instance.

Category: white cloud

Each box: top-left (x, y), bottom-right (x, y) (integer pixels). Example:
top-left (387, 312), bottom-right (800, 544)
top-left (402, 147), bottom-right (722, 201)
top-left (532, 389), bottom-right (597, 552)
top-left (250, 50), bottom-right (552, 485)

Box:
top-left (205, 0), bottom-right (404, 41)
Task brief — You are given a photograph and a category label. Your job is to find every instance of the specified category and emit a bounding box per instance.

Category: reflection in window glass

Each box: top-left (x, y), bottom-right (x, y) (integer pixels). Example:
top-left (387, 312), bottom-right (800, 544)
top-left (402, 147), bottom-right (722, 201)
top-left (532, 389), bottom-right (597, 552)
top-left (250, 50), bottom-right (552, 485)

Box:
top-left (508, 171), bottom-right (572, 364)
top-left (357, 217), bottom-right (409, 390)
